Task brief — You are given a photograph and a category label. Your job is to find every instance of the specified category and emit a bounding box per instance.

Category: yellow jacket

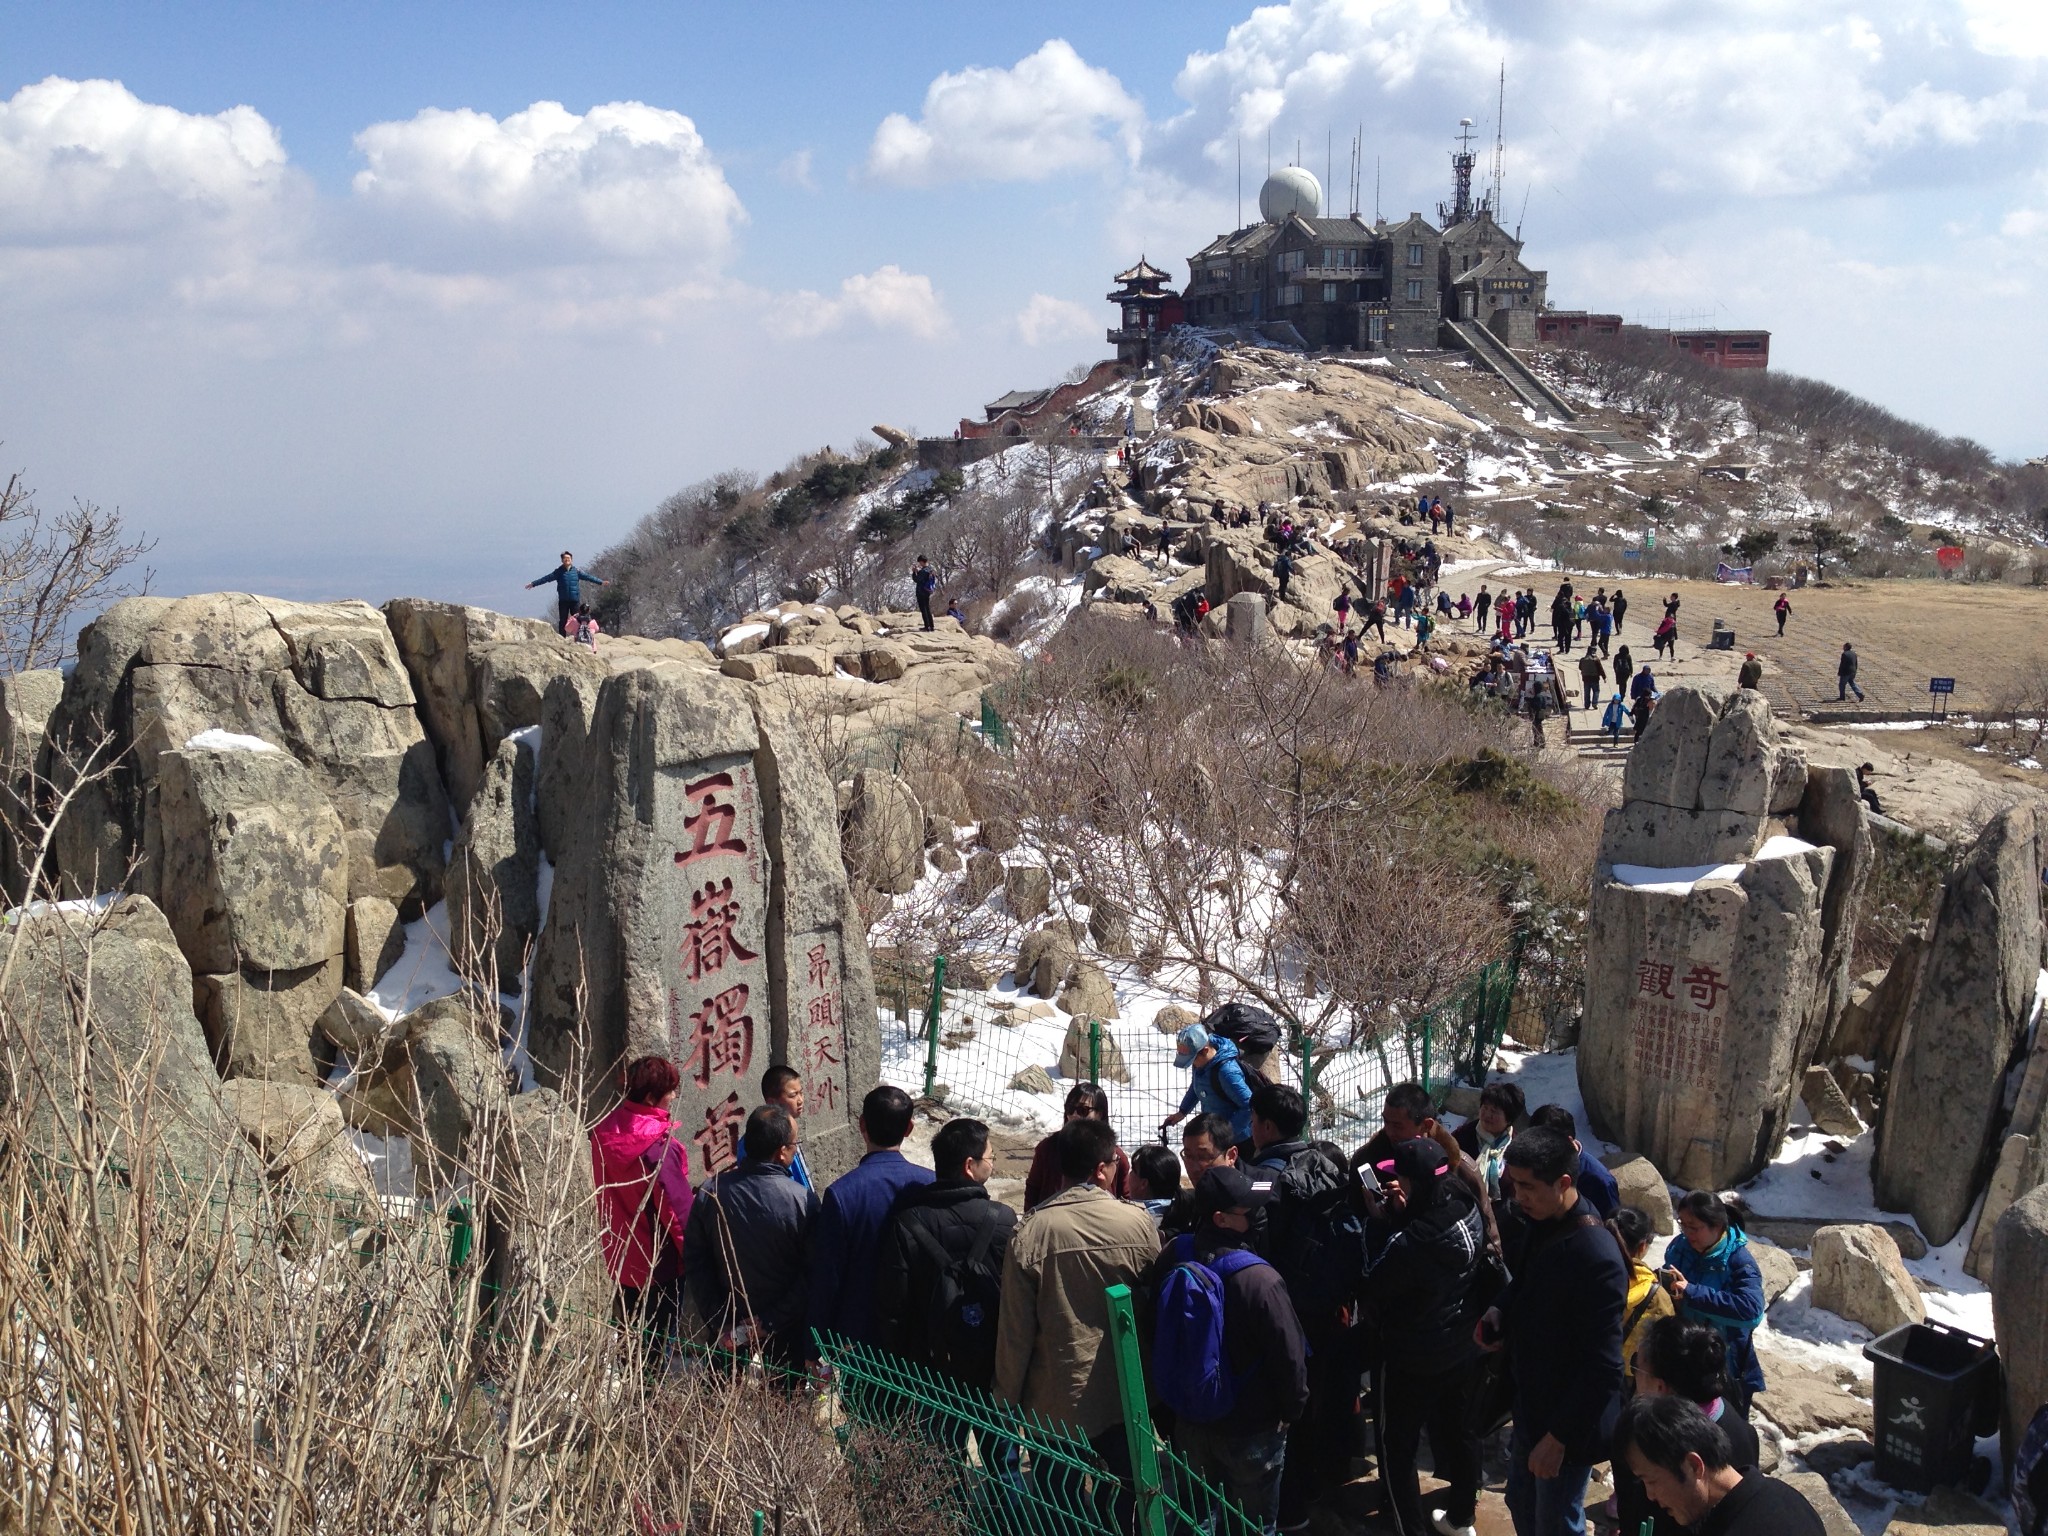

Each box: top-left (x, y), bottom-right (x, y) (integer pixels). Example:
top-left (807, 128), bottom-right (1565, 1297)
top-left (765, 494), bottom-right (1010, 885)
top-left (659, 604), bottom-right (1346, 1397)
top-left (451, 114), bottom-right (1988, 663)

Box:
top-left (1623, 1259), bottom-right (1677, 1382)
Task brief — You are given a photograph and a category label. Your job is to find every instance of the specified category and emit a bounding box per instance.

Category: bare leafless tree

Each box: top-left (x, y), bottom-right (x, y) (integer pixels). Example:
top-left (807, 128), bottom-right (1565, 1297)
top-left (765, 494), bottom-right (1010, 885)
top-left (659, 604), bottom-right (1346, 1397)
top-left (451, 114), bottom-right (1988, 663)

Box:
top-left (0, 464), bottom-right (154, 673)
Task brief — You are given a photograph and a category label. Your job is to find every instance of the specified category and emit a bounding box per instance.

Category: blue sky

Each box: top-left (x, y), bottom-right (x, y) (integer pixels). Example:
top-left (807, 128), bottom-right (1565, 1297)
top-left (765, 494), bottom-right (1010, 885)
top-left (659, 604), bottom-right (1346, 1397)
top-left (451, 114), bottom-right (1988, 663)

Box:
top-left (2, 2), bottom-right (2044, 609)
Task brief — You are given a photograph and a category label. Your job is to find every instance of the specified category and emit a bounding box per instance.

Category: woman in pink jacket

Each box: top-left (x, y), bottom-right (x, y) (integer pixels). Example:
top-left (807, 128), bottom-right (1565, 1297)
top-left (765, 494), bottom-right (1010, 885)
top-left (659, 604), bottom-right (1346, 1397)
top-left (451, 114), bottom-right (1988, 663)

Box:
top-left (590, 1055), bottom-right (695, 1333)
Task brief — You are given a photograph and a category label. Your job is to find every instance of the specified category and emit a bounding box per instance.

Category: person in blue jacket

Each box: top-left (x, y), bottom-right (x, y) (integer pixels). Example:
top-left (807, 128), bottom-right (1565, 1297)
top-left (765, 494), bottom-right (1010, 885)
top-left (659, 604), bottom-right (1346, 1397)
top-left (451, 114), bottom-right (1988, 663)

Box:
top-left (1531, 1104), bottom-right (1621, 1219)
top-left (805, 1085), bottom-right (932, 1363)
top-left (527, 550), bottom-right (606, 631)
top-left (1601, 691), bottom-right (1629, 748)
top-left (1660, 1190), bottom-right (1767, 1409)
top-left (1161, 1023), bottom-right (1254, 1144)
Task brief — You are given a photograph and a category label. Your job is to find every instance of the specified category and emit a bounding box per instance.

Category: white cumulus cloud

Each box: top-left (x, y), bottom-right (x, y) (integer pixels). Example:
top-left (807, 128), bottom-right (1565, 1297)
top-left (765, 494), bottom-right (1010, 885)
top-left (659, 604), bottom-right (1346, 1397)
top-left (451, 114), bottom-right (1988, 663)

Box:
top-left (1015, 292), bottom-right (1099, 346)
top-left (867, 40), bottom-right (1144, 185)
top-left (767, 264), bottom-right (951, 341)
top-left (351, 99), bottom-right (745, 265)
top-left (0, 76), bottom-right (291, 243)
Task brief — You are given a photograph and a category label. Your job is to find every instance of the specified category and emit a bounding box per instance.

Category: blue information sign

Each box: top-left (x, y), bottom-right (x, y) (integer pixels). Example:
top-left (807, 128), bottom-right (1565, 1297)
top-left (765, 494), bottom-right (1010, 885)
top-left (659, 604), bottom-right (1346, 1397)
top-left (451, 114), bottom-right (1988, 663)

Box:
top-left (1928, 678), bottom-right (1955, 694)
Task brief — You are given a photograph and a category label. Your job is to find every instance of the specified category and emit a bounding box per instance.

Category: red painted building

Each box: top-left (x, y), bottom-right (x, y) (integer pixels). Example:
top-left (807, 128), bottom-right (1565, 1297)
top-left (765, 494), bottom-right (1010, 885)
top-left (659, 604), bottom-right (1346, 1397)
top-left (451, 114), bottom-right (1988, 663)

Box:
top-left (1536, 310), bottom-right (1623, 343)
top-left (1537, 311), bottom-right (1771, 370)
top-left (1666, 329), bottom-right (1770, 369)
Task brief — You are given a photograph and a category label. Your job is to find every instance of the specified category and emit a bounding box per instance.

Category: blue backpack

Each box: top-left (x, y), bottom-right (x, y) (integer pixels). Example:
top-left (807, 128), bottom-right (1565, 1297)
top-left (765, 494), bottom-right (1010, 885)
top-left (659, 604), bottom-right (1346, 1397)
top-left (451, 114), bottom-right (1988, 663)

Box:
top-left (1153, 1234), bottom-right (1268, 1423)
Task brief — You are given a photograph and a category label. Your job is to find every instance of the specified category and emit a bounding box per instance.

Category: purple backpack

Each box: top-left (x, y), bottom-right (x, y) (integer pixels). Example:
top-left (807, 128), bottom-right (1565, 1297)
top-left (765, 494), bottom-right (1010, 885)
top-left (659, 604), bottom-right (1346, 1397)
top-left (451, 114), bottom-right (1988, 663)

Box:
top-left (1153, 1233), bottom-right (1268, 1423)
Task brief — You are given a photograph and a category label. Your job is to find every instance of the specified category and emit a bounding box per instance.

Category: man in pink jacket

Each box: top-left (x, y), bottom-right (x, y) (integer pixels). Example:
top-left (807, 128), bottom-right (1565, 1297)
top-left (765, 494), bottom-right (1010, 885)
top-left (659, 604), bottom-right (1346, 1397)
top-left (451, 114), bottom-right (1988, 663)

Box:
top-left (590, 1055), bottom-right (695, 1336)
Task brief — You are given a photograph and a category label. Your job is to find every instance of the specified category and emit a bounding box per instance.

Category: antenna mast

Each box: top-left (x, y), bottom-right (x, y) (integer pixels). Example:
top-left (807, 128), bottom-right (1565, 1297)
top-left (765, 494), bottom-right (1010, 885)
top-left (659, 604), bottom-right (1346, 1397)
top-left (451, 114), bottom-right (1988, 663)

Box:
top-left (1491, 61), bottom-right (1506, 217)
top-left (1237, 134), bottom-right (1242, 228)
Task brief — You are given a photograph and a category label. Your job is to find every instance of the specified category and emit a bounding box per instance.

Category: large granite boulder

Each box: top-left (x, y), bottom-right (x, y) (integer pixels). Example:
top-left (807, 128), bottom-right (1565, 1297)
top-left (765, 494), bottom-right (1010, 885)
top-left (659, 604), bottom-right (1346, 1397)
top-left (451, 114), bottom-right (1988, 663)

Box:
top-left (382, 599), bottom-right (555, 811)
top-left (42, 595), bottom-right (451, 912)
top-left (155, 746), bottom-right (349, 976)
top-left (1993, 1184), bottom-right (2048, 1462)
top-left (0, 894), bottom-right (241, 1179)
top-left (38, 595), bottom-right (173, 898)
top-left (446, 734), bottom-right (541, 994)
top-left (842, 769), bottom-right (924, 896)
top-left (1874, 803), bottom-right (2046, 1245)
top-left (216, 1077), bottom-right (379, 1224)
top-left (1580, 839), bottom-right (1835, 1188)
top-left (1810, 1223), bottom-right (1925, 1334)
top-left (528, 663), bottom-right (875, 1184)
top-left (0, 667), bottom-right (65, 902)
top-left (406, 993), bottom-right (510, 1179)
top-left (194, 958), bottom-right (343, 1084)
top-left (1580, 688), bottom-right (1876, 1189)
top-left (1602, 688), bottom-right (1807, 867)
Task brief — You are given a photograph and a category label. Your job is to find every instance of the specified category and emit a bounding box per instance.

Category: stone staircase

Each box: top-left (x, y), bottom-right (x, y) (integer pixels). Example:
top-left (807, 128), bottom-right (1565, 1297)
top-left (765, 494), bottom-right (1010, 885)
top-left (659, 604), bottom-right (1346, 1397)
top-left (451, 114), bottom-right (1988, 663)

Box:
top-left (1445, 320), bottom-right (1578, 421)
top-left (1567, 720), bottom-right (1633, 763)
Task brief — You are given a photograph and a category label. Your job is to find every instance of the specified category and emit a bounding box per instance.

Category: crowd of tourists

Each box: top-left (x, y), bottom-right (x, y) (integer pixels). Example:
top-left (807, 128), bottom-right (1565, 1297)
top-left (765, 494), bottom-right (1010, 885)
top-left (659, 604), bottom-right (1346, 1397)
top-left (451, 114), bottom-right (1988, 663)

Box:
top-left (593, 1050), bottom-right (1822, 1536)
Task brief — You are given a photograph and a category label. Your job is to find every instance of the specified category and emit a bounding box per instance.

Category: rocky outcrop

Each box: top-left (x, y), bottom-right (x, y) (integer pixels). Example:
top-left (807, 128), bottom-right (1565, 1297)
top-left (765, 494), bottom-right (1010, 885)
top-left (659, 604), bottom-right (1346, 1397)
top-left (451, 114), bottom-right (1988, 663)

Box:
top-left (1810, 1223), bottom-right (1924, 1334)
top-left (446, 734), bottom-right (541, 994)
top-left (0, 668), bottom-right (64, 902)
top-left (382, 599), bottom-right (552, 811)
top-left (0, 895), bottom-right (242, 1180)
top-left (1874, 804), bottom-right (2046, 1245)
top-left (705, 600), bottom-right (1020, 742)
top-left (155, 746), bottom-right (349, 978)
top-left (842, 769), bottom-right (924, 896)
top-left (40, 595), bottom-right (450, 911)
top-left (527, 662), bottom-right (875, 1183)
top-left (217, 1077), bottom-right (379, 1225)
top-left (1581, 838), bottom-right (1834, 1189)
top-left (1580, 689), bottom-right (1874, 1189)
top-left (1993, 1184), bottom-right (2048, 1462)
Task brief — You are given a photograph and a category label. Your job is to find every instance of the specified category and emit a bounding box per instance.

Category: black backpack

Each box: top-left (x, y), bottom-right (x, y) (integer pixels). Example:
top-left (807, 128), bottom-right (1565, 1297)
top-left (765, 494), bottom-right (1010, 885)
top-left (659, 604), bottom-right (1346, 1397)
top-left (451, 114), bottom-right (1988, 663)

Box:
top-left (905, 1215), bottom-right (1006, 1388)
top-left (1201, 1002), bottom-right (1282, 1056)
top-left (1258, 1145), bottom-right (1365, 1322)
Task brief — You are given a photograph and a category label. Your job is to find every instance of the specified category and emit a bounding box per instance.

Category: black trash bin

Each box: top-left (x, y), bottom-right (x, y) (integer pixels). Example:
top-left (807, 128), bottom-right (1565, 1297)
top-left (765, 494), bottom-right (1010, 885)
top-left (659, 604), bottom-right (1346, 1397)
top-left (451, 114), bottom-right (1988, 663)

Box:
top-left (1862, 1320), bottom-right (1999, 1494)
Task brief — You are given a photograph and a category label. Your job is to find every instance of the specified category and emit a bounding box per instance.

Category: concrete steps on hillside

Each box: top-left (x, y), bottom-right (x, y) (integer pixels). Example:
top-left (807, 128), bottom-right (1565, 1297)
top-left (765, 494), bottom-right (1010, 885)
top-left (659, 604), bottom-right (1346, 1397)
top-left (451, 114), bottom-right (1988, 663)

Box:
top-left (1445, 321), bottom-right (1579, 421)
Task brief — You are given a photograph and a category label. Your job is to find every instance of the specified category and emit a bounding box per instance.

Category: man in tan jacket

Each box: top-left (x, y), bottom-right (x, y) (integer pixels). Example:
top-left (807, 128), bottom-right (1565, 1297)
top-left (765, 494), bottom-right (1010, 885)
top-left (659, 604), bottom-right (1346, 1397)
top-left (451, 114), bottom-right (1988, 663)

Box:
top-left (994, 1118), bottom-right (1160, 1515)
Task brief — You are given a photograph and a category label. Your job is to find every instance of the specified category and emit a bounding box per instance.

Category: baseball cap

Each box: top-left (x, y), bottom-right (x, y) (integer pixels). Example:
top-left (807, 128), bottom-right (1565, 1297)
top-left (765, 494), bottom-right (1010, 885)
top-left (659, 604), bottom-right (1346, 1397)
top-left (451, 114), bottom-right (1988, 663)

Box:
top-left (1194, 1165), bottom-right (1282, 1216)
top-left (1374, 1137), bottom-right (1450, 1187)
top-left (1173, 1024), bottom-right (1212, 1067)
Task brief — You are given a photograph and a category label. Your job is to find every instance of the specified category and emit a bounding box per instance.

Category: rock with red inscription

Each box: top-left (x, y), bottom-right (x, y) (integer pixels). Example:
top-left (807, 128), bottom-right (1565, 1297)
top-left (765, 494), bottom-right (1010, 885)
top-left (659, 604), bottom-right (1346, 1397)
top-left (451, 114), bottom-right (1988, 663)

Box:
top-left (529, 661), bottom-right (875, 1183)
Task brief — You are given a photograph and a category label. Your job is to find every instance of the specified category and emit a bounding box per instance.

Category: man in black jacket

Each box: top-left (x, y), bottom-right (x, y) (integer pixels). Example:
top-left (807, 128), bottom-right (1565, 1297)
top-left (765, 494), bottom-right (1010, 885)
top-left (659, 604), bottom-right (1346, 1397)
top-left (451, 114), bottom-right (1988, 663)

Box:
top-left (1479, 1126), bottom-right (1625, 1536)
top-left (683, 1104), bottom-right (819, 1373)
top-left (1361, 1138), bottom-right (1486, 1536)
top-left (1247, 1082), bottom-right (1367, 1532)
top-left (1147, 1166), bottom-right (1309, 1534)
top-left (1614, 1395), bottom-right (1824, 1535)
top-left (873, 1117), bottom-right (1016, 1389)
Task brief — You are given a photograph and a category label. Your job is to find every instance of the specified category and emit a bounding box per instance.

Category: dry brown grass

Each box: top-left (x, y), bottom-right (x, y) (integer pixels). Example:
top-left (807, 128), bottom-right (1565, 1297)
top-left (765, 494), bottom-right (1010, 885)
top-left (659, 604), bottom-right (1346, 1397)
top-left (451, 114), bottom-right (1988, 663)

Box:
top-left (0, 910), bottom-right (958, 1536)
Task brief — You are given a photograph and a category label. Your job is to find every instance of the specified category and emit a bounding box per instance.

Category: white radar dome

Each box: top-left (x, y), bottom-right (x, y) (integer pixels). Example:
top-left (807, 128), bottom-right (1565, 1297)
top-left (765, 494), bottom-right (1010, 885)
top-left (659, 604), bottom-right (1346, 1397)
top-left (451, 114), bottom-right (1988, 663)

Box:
top-left (1259, 165), bottom-right (1323, 223)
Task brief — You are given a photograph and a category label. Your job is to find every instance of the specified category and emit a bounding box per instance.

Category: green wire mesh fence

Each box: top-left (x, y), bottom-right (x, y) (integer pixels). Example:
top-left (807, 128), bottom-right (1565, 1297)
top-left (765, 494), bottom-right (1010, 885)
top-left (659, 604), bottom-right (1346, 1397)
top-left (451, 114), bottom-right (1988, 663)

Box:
top-left (816, 1284), bottom-right (1263, 1536)
top-left (902, 944), bottom-right (1524, 1149)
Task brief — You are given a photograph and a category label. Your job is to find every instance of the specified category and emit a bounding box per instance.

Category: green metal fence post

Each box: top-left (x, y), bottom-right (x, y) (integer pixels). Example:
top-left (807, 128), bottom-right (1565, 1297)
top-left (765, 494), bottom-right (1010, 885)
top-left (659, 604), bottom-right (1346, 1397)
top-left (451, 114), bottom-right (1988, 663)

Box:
top-left (923, 955), bottom-right (947, 1099)
top-left (1106, 1284), bottom-right (1170, 1536)
top-left (1089, 1016), bottom-right (1102, 1084)
top-left (1420, 1018), bottom-right (1433, 1093)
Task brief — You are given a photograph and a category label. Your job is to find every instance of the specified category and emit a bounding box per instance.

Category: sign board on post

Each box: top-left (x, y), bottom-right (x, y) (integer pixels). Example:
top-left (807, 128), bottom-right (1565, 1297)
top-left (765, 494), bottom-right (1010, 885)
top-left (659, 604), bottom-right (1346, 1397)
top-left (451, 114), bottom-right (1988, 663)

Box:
top-left (1929, 677), bottom-right (1955, 719)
